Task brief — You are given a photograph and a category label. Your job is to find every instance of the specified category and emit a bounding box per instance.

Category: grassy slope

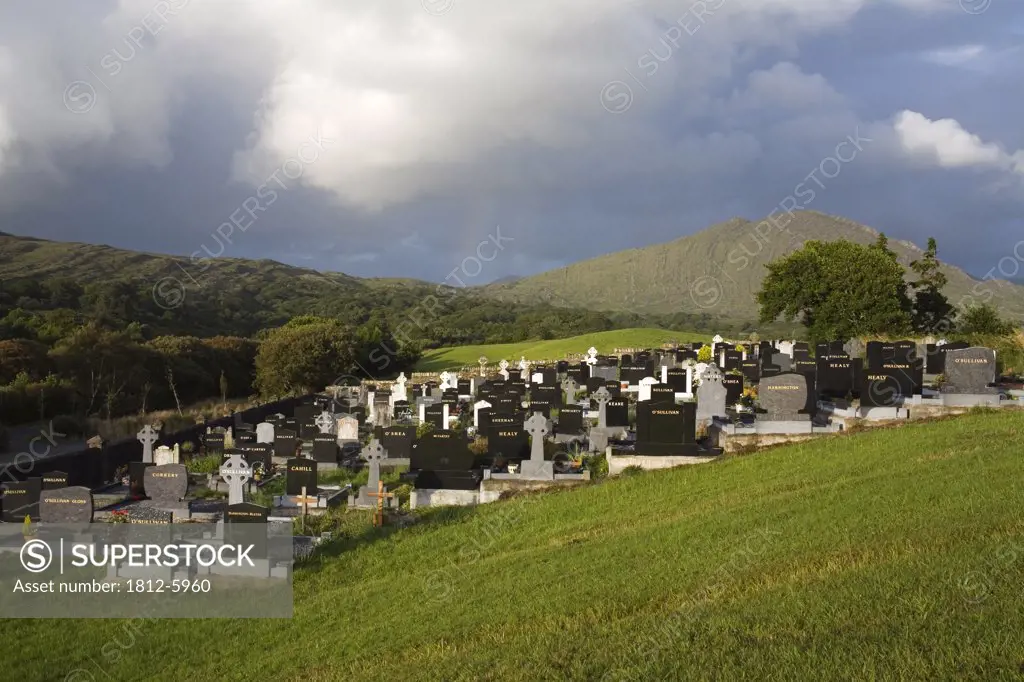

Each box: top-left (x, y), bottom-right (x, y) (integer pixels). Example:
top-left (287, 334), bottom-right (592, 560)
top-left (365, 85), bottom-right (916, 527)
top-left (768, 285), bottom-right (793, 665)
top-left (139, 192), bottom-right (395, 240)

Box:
top-left (415, 327), bottom-right (710, 371)
top-left (7, 410), bottom-right (1024, 681)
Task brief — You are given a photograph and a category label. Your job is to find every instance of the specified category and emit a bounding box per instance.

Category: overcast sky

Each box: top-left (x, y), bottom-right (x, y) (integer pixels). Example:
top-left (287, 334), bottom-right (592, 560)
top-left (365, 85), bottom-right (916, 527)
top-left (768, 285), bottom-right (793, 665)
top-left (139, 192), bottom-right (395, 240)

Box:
top-left (0, 0), bottom-right (1021, 284)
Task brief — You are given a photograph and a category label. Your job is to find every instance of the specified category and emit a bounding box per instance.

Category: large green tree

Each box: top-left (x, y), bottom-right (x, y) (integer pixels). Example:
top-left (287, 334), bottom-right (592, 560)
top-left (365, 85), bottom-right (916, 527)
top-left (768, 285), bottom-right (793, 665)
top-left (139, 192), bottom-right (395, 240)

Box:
top-left (254, 318), bottom-right (358, 397)
top-left (909, 237), bottom-right (955, 334)
top-left (756, 239), bottom-right (913, 340)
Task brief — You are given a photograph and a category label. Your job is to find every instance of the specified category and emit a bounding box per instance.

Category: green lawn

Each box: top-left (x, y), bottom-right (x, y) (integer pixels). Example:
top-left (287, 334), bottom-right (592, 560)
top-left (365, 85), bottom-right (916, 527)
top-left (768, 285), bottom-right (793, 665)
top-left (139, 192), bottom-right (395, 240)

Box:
top-left (5, 409), bottom-right (1024, 680)
top-left (415, 327), bottom-right (711, 371)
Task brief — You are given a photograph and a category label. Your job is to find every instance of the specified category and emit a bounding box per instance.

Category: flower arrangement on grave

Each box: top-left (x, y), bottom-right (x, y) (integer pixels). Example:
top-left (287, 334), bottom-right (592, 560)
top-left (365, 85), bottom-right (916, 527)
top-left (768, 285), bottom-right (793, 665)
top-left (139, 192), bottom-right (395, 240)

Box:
top-left (251, 461), bottom-right (266, 482)
top-left (114, 464), bottom-right (130, 487)
top-left (739, 386), bottom-right (758, 410)
top-left (110, 510), bottom-right (129, 524)
top-left (22, 515), bottom-right (34, 539)
top-left (697, 345), bottom-right (713, 363)
top-left (735, 344), bottom-right (746, 354)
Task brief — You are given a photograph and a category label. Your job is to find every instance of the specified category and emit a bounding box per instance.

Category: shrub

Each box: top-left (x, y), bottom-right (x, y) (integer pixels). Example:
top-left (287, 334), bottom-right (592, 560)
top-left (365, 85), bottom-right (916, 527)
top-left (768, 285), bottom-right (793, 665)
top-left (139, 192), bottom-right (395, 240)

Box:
top-left (468, 437), bottom-right (488, 456)
top-left (583, 453), bottom-right (608, 479)
top-left (697, 345), bottom-right (713, 363)
top-left (186, 454), bottom-right (221, 474)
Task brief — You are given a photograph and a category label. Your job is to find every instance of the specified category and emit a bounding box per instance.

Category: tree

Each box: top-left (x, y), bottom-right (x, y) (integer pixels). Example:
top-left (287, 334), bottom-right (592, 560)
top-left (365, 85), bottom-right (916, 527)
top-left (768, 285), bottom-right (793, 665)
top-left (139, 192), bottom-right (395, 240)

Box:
top-left (957, 304), bottom-right (1016, 336)
top-left (909, 237), bottom-right (955, 334)
top-left (757, 240), bottom-right (913, 340)
top-left (254, 318), bottom-right (358, 396)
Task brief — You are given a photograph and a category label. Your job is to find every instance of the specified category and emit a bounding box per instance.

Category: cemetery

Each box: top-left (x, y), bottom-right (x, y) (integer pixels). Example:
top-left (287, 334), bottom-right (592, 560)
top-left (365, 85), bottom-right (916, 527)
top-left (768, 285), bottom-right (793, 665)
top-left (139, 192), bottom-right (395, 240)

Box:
top-left (1, 332), bottom-right (1021, 678)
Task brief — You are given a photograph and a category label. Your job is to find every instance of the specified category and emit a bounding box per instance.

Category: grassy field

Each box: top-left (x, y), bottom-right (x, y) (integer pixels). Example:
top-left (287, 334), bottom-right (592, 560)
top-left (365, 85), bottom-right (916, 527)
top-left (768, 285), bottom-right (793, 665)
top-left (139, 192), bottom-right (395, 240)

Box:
top-left (6, 409), bottom-right (1024, 680)
top-left (416, 327), bottom-right (711, 371)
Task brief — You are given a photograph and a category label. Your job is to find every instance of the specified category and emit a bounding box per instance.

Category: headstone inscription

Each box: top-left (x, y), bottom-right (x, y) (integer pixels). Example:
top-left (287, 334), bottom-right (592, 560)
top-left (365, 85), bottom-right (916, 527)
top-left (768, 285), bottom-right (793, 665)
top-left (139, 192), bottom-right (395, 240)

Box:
top-left (942, 347), bottom-right (998, 394)
top-left (285, 458), bottom-right (317, 496)
top-left (758, 373), bottom-right (810, 420)
top-left (556, 406), bottom-right (585, 435)
top-left (39, 486), bottom-right (94, 524)
top-left (487, 419), bottom-right (529, 462)
top-left (380, 425), bottom-right (416, 460)
top-left (605, 398), bottom-right (629, 428)
top-left (143, 464), bottom-right (189, 504)
top-left (41, 471), bottom-right (70, 490)
top-left (635, 402), bottom-right (698, 456)
top-left (274, 428), bottom-right (297, 458)
top-left (2, 478), bottom-right (42, 521)
top-left (411, 432), bottom-right (479, 490)
top-left (219, 454), bottom-right (252, 506)
top-left (722, 374), bottom-right (743, 406)
top-left (696, 364), bottom-right (727, 425)
top-left (311, 434), bottom-right (338, 464)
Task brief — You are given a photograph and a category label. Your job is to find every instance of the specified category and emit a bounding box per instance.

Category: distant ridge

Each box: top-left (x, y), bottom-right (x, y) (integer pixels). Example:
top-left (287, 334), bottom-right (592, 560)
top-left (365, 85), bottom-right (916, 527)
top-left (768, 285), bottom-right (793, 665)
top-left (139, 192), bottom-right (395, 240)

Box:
top-left (481, 210), bottom-right (1024, 322)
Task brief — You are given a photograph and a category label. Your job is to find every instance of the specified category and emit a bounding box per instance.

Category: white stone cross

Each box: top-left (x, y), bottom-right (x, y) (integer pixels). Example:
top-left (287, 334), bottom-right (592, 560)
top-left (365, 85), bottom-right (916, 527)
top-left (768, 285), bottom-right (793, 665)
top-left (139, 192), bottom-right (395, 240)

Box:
top-left (314, 410), bottom-right (335, 435)
top-left (524, 412), bottom-right (549, 462)
top-left (439, 371), bottom-right (454, 391)
top-left (478, 355), bottom-right (488, 377)
top-left (518, 356), bottom-right (530, 382)
top-left (586, 347), bottom-right (599, 366)
top-left (362, 438), bottom-right (387, 491)
top-left (220, 454), bottom-right (252, 506)
top-left (137, 425), bottom-right (159, 464)
top-left (498, 359), bottom-right (510, 381)
top-left (591, 386), bottom-right (611, 428)
top-left (561, 377), bottom-right (580, 404)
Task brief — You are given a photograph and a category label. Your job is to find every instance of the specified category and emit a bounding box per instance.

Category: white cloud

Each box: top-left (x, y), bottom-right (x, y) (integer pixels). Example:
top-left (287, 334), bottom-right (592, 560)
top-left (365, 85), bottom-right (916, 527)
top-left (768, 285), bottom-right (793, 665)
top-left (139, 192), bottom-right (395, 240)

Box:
top-left (920, 44), bottom-right (986, 66)
top-left (0, 0), bottom-right (961, 213)
top-left (893, 110), bottom-right (1021, 174)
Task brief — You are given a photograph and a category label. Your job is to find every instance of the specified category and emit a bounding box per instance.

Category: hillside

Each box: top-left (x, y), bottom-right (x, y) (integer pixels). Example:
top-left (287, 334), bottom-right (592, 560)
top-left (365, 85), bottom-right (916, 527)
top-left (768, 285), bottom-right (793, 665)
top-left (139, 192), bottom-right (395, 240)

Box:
top-left (483, 211), bottom-right (1024, 322)
top-left (5, 410), bottom-right (1024, 680)
top-left (0, 233), bottom-right (648, 343)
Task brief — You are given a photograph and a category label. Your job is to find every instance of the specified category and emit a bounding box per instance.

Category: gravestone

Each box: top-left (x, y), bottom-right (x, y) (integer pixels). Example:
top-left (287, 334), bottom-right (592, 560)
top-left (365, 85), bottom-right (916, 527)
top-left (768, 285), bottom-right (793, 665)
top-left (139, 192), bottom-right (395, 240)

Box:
top-left (425, 404), bottom-right (447, 430)
top-left (314, 410), bottom-right (336, 435)
top-left (381, 425), bottom-right (416, 460)
top-left (274, 428), bottom-right (297, 458)
top-left (487, 421), bottom-right (529, 463)
top-left (818, 358), bottom-right (854, 400)
top-left (337, 416), bottom-right (359, 443)
top-left (137, 424), bottom-right (159, 464)
top-left (770, 351), bottom-right (792, 373)
top-left (561, 377), bottom-right (581, 404)
top-left (722, 374), bottom-right (743, 406)
top-left (153, 445), bottom-right (177, 467)
top-left (2, 478), bottom-right (42, 521)
top-left (41, 471), bottom-right (70, 490)
top-left (635, 402), bottom-right (698, 456)
top-left (533, 385), bottom-right (561, 408)
top-left (665, 367), bottom-right (689, 393)
top-left (411, 432), bottom-right (479, 490)
top-left (942, 347), bottom-right (998, 394)
top-left (311, 434), bottom-right (338, 464)
top-left (285, 458), bottom-right (317, 496)
top-left (225, 502), bottom-right (269, 524)
top-left (649, 385), bottom-right (676, 405)
top-left (205, 430), bottom-right (225, 455)
top-left (591, 387), bottom-right (612, 429)
top-left (519, 412), bottom-right (554, 479)
top-left (758, 373), bottom-right (810, 421)
top-left (696, 364), bottom-right (727, 426)
top-left (605, 398), bottom-right (629, 428)
top-left (39, 486), bottom-right (94, 524)
top-left (238, 442), bottom-right (273, 471)
top-left (637, 376), bottom-right (659, 402)
top-left (351, 439), bottom-right (395, 508)
top-left (219, 454), bottom-right (252, 506)
top-left (556, 406), bottom-right (585, 435)
top-left (144, 464), bottom-right (189, 505)
top-left (128, 462), bottom-right (154, 498)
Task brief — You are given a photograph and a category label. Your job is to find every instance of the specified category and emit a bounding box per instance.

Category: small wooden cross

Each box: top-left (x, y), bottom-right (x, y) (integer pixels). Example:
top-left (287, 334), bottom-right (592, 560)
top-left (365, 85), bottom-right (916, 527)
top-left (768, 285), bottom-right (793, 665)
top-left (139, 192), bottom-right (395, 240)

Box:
top-left (367, 479), bottom-right (395, 528)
